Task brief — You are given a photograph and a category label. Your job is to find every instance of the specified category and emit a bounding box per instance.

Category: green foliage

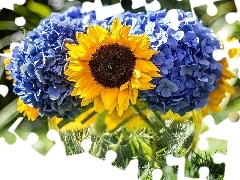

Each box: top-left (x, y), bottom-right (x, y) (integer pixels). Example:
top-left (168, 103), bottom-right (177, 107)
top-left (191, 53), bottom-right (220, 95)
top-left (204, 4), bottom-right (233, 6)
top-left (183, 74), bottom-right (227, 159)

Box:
top-left (93, 111), bottom-right (108, 135)
top-left (0, 99), bottom-right (18, 130)
top-left (186, 150), bottom-right (225, 180)
top-left (214, 86), bottom-right (240, 123)
top-left (58, 117), bottom-right (195, 179)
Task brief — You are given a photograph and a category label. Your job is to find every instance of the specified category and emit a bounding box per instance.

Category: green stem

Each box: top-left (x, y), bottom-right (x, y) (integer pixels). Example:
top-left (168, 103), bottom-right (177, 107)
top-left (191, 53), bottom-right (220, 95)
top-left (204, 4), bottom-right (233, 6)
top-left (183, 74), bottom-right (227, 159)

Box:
top-left (81, 111), bottom-right (97, 124)
top-left (109, 103), bottom-right (149, 133)
top-left (77, 103), bottom-right (96, 124)
top-left (191, 110), bottom-right (202, 150)
top-left (56, 104), bottom-right (96, 129)
top-left (152, 111), bottom-right (174, 139)
top-left (109, 113), bottom-right (137, 133)
top-left (130, 103), bottom-right (161, 136)
top-left (0, 98), bottom-right (19, 130)
top-left (150, 132), bottom-right (157, 168)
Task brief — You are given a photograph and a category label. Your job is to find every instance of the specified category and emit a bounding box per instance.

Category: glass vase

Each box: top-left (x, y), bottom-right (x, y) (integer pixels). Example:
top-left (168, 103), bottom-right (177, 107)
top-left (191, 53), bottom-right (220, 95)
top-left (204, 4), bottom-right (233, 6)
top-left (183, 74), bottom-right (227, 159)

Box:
top-left (52, 102), bottom-right (201, 179)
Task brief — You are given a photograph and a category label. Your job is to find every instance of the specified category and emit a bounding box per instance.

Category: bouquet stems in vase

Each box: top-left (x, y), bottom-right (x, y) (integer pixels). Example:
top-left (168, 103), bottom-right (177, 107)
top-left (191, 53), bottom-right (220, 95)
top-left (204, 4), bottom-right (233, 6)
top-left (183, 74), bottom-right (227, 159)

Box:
top-left (56, 102), bottom-right (201, 178)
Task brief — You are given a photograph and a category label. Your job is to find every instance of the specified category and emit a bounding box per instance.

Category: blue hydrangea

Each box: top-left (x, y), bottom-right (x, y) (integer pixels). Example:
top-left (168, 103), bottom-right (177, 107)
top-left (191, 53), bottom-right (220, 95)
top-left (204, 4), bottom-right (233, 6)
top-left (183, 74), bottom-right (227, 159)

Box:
top-left (7, 7), bottom-right (96, 119)
top-left (100, 9), bottom-right (222, 115)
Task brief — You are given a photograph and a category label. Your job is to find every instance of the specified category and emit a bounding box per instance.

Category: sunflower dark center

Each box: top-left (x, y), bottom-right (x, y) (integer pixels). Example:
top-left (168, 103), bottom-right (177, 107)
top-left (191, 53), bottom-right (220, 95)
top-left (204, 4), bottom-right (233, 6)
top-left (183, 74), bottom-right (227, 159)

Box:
top-left (89, 43), bottom-right (136, 88)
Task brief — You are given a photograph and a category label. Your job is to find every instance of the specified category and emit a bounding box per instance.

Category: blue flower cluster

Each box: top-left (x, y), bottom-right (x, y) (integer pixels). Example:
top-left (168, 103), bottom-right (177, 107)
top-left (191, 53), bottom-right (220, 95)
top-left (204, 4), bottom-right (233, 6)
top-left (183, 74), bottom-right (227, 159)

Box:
top-left (7, 6), bottom-right (223, 118)
top-left (101, 9), bottom-right (222, 115)
top-left (7, 7), bottom-right (96, 119)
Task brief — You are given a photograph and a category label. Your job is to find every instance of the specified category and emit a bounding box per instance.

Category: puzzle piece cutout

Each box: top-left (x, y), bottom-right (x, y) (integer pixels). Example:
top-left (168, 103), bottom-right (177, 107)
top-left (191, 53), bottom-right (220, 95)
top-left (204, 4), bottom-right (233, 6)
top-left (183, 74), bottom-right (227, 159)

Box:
top-left (189, 0), bottom-right (221, 17)
top-left (0, 0), bottom-right (26, 27)
top-left (0, 49), bottom-right (9, 100)
top-left (198, 113), bottom-right (240, 180)
top-left (225, 0), bottom-right (240, 24)
top-left (167, 155), bottom-right (209, 180)
top-left (0, 85), bottom-right (8, 97)
top-left (0, 0), bottom-right (26, 11)
top-left (82, 0), bottom-right (162, 21)
top-left (0, 115), bottom-right (169, 180)
top-left (82, 0), bottom-right (125, 20)
top-left (4, 114), bottom-right (240, 180)
top-left (213, 30), bottom-right (240, 78)
top-left (131, 0), bottom-right (160, 11)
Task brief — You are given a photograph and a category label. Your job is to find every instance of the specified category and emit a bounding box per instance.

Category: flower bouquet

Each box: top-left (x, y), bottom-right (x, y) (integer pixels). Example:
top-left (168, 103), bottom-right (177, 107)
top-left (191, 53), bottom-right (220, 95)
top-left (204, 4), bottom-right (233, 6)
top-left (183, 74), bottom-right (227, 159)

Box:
top-left (1, 1), bottom-right (240, 179)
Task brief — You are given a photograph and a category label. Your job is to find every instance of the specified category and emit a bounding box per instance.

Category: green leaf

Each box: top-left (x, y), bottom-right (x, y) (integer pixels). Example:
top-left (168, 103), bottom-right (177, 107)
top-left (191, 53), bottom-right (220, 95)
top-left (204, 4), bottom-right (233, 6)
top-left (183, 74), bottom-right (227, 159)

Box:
top-left (93, 111), bottom-right (108, 135)
top-left (137, 137), bottom-right (152, 161)
top-left (0, 98), bottom-right (19, 130)
top-left (131, 134), bottom-right (140, 150)
top-left (199, 1), bottom-right (236, 27)
top-left (0, 35), bottom-right (12, 50)
top-left (26, 0), bottom-right (52, 18)
top-left (0, 60), bottom-right (4, 79)
top-left (0, 21), bottom-right (21, 30)
top-left (13, 4), bottom-right (42, 27)
top-left (158, 0), bottom-right (191, 11)
top-left (214, 96), bottom-right (240, 123)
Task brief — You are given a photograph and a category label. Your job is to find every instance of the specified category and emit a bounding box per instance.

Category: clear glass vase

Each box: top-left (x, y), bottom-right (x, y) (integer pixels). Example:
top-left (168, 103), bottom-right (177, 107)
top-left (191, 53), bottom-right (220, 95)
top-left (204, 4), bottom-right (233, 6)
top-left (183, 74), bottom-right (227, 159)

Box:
top-left (52, 102), bottom-right (201, 179)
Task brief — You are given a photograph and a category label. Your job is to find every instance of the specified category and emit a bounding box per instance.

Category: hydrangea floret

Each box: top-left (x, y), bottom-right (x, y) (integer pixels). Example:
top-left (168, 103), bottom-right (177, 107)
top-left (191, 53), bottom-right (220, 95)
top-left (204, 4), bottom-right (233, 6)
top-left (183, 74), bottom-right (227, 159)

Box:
top-left (6, 7), bottom-right (96, 119)
top-left (101, 9), bottom-right (223, 115)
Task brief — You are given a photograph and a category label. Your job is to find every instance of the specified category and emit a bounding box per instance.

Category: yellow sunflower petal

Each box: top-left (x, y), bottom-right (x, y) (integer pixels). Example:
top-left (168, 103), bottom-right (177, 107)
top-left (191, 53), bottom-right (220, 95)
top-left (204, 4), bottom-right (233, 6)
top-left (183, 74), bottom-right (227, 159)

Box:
top-left (130, 77), bottom-right (141, 88)
top-left (120, 81), bottom-right (129, 91)
top-left (80, 80), bottom-right (99, 98)
top-left (221, 79), bottom-right (235, 94)
top-left (118, 89), bottom-right (129, 107)
top-left (81, 98), bottom-right (94, 106)
top-left (74, 74), bottom-right (92, 88)
top-left (220, 59), bottom-right (235, 79)
top-left (111, 18), bottom-right (122, 33)
top-left (108, 98), bottom-right (119, 114)
top-left (132, 34), bottom-right (150, 50)
top-left (101, 88), bottom-right (119, 111)
top-left (94, 96), bottom-right (105, 113)
top-left (117, 98), bottom-right (129, 116)
top-left (49, 116), bottom-right (63, 130)
top-left (130, 88), bottom-right (138, 104)
top-left (136, 59), bottom-right (158, 72)
top-left (121, 26), bottom-right (131, 37)
top-left (134, 50), bottom-right (157, 59)
top-left (17, 98), bottom-right (39, 121)
top-left (138, 73), bottom-right (153, 82)
top-left (84, 84), bottom-right (104, 100)
top-left (139, 82), bottom-right (155, 89)
top-left (76, 32), bottom-right (87, 44)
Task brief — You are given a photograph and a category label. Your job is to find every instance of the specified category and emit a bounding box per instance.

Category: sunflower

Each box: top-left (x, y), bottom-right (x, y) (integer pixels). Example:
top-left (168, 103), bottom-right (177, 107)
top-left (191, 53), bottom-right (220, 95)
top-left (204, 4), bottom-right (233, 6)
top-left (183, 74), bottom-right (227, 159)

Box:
top-left (65, 18), bottom-right (160, 116)
top-left (17, 98), bottom-right (39, 121)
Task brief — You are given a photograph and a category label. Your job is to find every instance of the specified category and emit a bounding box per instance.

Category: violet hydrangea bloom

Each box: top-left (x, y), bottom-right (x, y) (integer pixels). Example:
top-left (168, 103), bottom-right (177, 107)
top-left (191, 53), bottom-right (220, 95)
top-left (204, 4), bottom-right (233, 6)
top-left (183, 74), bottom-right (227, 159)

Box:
top-left (101, 9), bottom-right (222, 115)
top-left (7, 7), bottom-right (96, 119)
